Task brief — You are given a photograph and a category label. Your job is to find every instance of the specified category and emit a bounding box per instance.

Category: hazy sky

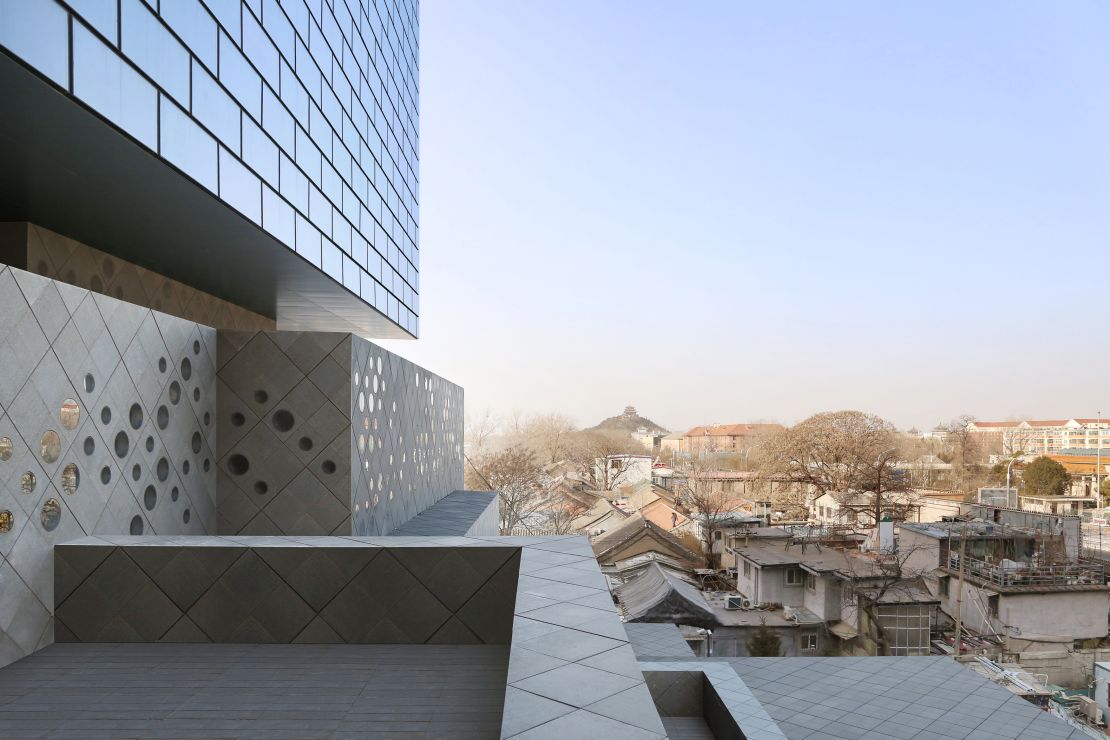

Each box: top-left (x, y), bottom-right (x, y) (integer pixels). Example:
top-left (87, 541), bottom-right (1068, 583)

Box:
top-left (382, 1), bottom-right (1110, 433)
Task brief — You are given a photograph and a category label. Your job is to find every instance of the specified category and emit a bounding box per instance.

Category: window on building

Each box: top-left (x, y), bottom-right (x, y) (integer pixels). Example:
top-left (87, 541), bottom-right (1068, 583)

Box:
top-left (939, 576), bottom-right (949, 597)
top-left (714, 530), bottom-right (722, 541)
top-left (873, 603), bottom-right (935, 656)
top-left (801, 633), bottom-right (818, 651)
top-left (743, 561), bottom-right (751, 578)
top-left (805, 573), bottom-right (817, 592)
top-left (785, 568), bottom-right (803, 586)
top-left (988, 594), bottom-right (1000, 618)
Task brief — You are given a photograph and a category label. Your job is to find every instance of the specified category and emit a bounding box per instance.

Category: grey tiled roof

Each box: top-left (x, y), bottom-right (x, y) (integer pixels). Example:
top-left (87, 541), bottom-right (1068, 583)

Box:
top-left (726, 656), bottom-right (1087, 739)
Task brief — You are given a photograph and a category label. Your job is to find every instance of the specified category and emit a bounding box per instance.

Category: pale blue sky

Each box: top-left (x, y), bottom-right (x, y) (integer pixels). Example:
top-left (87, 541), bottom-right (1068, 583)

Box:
top-left (384, 1), bottom-right (1110, 432)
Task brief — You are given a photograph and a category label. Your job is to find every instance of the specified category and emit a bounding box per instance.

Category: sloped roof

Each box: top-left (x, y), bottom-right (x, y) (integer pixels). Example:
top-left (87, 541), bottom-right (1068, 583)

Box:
top-left (616, 561), bottom-right (718, 629)
top-left (591, 513), bottom-right (703, 566)
top-left (685, 423), bottom-right (784, 438)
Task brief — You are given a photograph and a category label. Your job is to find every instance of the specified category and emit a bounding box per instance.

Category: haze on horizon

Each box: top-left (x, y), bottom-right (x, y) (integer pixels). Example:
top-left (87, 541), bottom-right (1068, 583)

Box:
top-left (382, 1), bottom-right (1110, 433)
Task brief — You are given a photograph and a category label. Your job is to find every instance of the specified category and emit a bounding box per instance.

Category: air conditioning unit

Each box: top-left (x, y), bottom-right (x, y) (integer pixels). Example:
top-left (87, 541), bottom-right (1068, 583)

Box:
top-left (1075, 696), bottom-right (1102, 725)
top-left (725, 596), bottom-right (753, 610)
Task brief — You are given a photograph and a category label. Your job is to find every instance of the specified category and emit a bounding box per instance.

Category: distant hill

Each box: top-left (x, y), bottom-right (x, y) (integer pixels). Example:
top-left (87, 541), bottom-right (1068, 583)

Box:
top-left (587, 406), bottom-right (669, 435)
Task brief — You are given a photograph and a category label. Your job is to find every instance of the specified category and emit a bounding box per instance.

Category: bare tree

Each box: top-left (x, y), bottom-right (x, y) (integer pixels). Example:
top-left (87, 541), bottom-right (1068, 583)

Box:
top-left (679, 458), bottom-right (738, 568)
top-left (467, 445), bottom-right (553, 534)
top-left (758, 411), bottom-right (916, 525)
top-left (519, 413), bottom-right (579, 465)
top-left (568, 430), bottom-right (647, 490)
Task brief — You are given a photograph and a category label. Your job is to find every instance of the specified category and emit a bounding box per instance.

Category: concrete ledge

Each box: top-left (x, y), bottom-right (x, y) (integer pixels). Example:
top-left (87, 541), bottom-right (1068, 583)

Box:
top-left (389, 490), bottom-right (499, 536)
top-left (46, 534), bottom-right (665, 738)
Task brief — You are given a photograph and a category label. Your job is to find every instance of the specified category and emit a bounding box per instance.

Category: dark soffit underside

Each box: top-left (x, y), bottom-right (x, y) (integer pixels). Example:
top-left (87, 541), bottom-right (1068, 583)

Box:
top-left (0, 51), bottom-right (412, 339)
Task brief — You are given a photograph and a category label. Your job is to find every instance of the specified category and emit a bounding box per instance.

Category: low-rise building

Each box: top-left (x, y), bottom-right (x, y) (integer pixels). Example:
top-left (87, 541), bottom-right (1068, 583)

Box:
top-left (683, 423), bottom-right (785, 456)
top-left (591, 512), bottom-right (705, 568)
top-left (810, 490), bottom-right (923, 525)
top-left (594, 453), bottom-right (654, 488)
top-left (730, 534), bottom-right (939, 656)
top-left (900, 520), bottom-right (1110, 652)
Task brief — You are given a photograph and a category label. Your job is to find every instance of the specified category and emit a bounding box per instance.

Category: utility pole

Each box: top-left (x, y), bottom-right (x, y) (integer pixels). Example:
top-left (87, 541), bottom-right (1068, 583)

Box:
top-left (953, 528), bottom-right (967, 657)
top-left (1097, 411), bottom-right (1102, 511)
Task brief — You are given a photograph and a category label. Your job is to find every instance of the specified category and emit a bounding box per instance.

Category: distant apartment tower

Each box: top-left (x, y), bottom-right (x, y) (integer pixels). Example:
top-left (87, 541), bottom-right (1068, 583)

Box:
top-left (968, 419), bottom-right (1110, 456)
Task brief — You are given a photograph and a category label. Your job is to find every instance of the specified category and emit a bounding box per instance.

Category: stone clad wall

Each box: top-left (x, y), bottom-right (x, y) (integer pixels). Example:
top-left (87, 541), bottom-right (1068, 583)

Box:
top-left (350, 335), bottom-right (464, 535)
top-left (0, 266), bottom-right (217, 667)
top-left (0, 274), bottom-right (464, 667)
top-left (214, 330), bottom-right (463, 536)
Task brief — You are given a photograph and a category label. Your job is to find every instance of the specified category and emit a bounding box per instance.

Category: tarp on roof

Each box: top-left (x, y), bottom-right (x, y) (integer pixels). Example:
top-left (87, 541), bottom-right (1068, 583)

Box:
top-left (829, 621), bottom-right (859, 640)
top-left (616, 561), bottom-right (718, 629)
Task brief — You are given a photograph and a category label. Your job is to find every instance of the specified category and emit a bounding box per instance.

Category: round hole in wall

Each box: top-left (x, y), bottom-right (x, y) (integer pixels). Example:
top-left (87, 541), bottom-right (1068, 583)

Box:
top-left (203, 412), bottom-right (211, 427)
top-left (180, 357), bottom-right (192, 381)
top-left (271, 409), bottom-right (294, 432)
top-left (101, 406), bottom-right (111, 424)
top-left (170, 486), bottom-right (179, 502)
top-left (129, 403), bottom-right (143, 430)
top-left (158, 357), bottom-right (167, 373)
top-left (114, 431), bottom-right (128, 459)
top-left (0, 510), bottom-right (12, 534)
top-left (202, 458), bottom-right (210, 472)
top-left (157, 406), bottom-right (169, 430)
top-left (129, 515), bottom-right (143, 535)
top-left (191, 432), bottom-right (202, 454)
top-left (298, 437), bottom-right (313, 452)
top-left (253, 390), bottom-right (269, 404)
top-left (321, 460), bottom-right (336, 475)
top-left (230, 412), bottom-right (245, 427)
top-left (131, 464), bottom-right (141, 482)
top-left (227, 454), bottom-right (249, 476)
top-left (20, 471), bottom-right (36, 495)
top-left (183, 509), bottom-right (190, 524)
top-left (253, 481), bottom-right (268, 495)
top-left (182, 460), bottom-right (190, 475)
top-left (193, 387), bottom-right (200, 402)
top-left (145, 436), bottom-right (154, 453)
top-left (143, 485), bottom-right (156, 510)
top-left (60, 399), bottom-right (80, 430)
top-left (83, 436), bottom-right (95, 455)
top-left (100, 466), bottom-right (111, 485)
top-left (40, 499), bottom-right (61, 531)
top-left (0, 437), bottom-right (11, 461)
top-left (61, 463), bottom-right (79, 495)
top-left (193, 340), bottom-right (200, 355)
top-left (40, 431), bottom-right (60, 464)
top-left (84, 373), bottom-right (95, 393)
top-left (156, 457), bottom-right (169, 482)
top-left (169, 381), bottom-right (181, 405)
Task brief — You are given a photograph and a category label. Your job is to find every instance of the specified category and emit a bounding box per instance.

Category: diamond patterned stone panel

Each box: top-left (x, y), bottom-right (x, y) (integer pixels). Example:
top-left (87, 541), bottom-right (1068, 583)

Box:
top-left (55, 541), bottom-right (520, 645)
top-left (0, 266), bottom-right (217, 668)
top-left (216, 330), bottom-right (464, 537)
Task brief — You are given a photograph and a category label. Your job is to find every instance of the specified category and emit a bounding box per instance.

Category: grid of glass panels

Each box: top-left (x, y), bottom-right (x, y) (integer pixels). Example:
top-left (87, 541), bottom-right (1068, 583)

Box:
top-left (873, 604), bottom-right (934, 656)
top-left (0, 0), bottom-right (420, 337)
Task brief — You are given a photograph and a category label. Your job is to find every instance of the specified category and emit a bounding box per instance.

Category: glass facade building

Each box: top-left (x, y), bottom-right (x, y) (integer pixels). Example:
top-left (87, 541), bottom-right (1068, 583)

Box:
top-left (0, 0), bottom-right (420, 337)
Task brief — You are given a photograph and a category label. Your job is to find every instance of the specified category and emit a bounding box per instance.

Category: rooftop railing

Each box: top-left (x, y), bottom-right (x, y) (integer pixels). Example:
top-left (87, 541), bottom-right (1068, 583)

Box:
top-left (947, 555), bottom-right (1104, 587)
